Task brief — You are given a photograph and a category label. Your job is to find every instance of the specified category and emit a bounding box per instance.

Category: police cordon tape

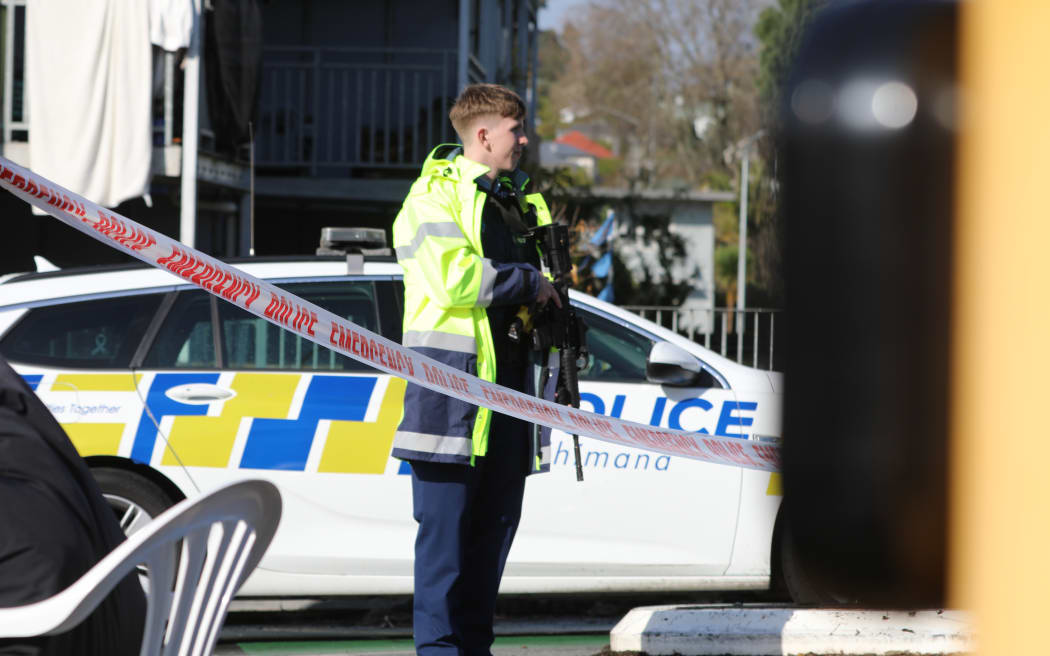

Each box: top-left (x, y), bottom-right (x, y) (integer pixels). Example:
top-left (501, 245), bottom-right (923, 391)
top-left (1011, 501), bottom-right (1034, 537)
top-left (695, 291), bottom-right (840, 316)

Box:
top-left (0, 155), bottom-right (780, 473)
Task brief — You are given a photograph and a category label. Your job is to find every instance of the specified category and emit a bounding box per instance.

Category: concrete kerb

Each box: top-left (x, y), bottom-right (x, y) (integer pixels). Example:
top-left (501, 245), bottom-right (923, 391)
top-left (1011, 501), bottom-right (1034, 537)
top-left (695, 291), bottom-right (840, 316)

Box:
top-left (609, 605), bottom-right (974, 656)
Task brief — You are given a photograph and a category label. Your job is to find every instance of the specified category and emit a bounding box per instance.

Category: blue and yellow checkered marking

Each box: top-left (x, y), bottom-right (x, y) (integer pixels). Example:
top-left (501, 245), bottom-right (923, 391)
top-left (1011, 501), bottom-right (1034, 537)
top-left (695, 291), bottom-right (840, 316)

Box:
top-left (239, 375), bottom-right (375, 470)
top-left (131, 373), bottom-right (216, 464)
top-left (128, 372), bottom-right (404, 473)
top-left (22, 373), bottom-right (139, 457)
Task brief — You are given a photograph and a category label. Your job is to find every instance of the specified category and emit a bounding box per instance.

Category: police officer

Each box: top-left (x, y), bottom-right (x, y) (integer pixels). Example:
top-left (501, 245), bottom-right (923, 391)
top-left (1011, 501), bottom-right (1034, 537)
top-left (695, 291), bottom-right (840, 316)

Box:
top-left (391, 83), bottom-right (559, 656)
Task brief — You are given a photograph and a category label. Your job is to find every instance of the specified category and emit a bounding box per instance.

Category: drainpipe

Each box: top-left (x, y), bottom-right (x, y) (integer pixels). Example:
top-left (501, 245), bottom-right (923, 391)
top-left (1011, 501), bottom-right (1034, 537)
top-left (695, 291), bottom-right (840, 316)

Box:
top-left (180, 0), bottom-right (203, 248)
top-left (529, 2), bottom-right (538, 129)
top-left (458, 0), bottom-right (469, 91)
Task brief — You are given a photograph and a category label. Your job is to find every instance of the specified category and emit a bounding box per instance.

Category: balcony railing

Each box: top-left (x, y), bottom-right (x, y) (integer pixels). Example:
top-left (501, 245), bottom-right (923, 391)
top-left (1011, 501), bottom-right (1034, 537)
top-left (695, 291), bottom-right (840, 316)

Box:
top-left (257, 47), bottom-right (458, 175)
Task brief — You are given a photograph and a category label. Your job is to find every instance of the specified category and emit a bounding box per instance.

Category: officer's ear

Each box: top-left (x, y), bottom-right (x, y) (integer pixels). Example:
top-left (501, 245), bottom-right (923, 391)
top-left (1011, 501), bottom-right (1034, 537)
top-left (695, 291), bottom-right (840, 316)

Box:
top-left (472, 114), bottom-right (499, 151)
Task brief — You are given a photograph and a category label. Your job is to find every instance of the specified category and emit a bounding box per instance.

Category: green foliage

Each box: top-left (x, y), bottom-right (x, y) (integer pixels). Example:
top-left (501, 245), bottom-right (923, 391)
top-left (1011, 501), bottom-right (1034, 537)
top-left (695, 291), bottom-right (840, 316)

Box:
top-left (715, 244), bottom-right (739, 292)
top-left (524, 163), bottom-right (591, 200)
top-left (596, 157), bottom-right (624, 185)
top-left (715, 242), bottom-right (754, 292)
top-left (713, 202), bottom-right (738, 247)
top-left (755, 0), bottom-right (827, 109)
top-left (701, 169), bottom-right (733, 193)
top-left (752, 0), bottom-right (826, 307)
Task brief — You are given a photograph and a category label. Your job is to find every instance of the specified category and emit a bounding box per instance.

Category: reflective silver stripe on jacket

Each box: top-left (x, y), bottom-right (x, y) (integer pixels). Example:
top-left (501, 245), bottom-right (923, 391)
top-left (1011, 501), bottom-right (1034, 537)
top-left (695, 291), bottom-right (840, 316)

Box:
top-left (539, 445), bottom-right (551, 465)
top-left (403, 330), bottom-right (477, 354)
top-left (395, 221), bottom-right (463, 260)
top-left (393, 431), bottom-right (473, 457)
top-left (477, 259), bottom-right (497, 307)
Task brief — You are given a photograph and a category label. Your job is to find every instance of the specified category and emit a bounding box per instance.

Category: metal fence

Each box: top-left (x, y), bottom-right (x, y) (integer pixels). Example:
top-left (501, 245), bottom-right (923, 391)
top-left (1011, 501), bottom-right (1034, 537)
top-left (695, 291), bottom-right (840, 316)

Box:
top-left (623, 306), bottom-right (784, 371)
top-left (257, 47), bottom-right (458, 175)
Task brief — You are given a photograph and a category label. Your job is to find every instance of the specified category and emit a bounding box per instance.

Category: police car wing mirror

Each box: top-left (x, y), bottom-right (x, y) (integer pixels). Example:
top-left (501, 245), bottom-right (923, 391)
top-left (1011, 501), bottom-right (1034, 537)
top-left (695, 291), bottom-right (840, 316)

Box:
top-left (646, 341), bottom-right (702, 387)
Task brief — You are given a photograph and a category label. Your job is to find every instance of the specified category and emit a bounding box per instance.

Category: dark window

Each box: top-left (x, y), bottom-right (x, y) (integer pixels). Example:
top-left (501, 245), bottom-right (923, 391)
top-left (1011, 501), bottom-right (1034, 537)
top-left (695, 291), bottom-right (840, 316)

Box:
top-left (377, 280), bottom-right (403, 345)
top-left (575, 309), bottom-right (654, 383)
top-left (142, 291), bottom-right (217, 368)
top-left (0, 294), bottom-right (163, 369)
top-left (218, 280), bottom-right (385, 371)
top-left (574, 307), bottom-right (724, 389)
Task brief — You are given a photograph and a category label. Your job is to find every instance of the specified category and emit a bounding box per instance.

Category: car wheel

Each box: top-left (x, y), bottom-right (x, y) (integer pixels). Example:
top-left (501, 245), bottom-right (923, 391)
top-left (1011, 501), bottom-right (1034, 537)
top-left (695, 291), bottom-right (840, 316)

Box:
top-left (778, 521), bottom-right (857, 606)
top-left (92, 467), bottom-right (177, 538)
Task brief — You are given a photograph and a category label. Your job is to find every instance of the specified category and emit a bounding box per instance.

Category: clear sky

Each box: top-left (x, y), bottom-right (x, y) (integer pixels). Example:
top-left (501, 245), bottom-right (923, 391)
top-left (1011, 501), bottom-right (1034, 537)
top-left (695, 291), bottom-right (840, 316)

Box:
top-left (537, 0), bottom-right (591, 32)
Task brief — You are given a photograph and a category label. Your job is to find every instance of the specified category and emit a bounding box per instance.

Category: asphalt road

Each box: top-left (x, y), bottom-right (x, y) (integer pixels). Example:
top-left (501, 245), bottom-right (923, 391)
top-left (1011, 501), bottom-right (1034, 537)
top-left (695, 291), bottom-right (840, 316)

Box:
top-left (213, 595), bottom-right (974, 656)
top-left (213, 592), bottom-right (777, 656)
top-left (215, 634), bottom-right (610, 656)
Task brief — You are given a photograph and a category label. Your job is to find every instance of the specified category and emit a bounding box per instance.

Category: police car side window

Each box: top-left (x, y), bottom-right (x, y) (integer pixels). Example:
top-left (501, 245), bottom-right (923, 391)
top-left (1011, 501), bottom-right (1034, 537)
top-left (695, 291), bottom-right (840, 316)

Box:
top-left (142, 291), bottom-right (217, 368)
top-left (575, 309), bottom-right (653, 383)
top-left (0, 293), bottom-right (163, 369)
top-left (218, 281), bottom-right (380, 371)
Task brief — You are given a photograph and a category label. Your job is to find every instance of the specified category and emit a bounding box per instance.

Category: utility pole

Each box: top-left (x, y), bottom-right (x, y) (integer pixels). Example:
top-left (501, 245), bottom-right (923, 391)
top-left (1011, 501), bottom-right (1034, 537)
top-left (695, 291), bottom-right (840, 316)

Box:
top-left (736, 130), bottom-right (764, 359)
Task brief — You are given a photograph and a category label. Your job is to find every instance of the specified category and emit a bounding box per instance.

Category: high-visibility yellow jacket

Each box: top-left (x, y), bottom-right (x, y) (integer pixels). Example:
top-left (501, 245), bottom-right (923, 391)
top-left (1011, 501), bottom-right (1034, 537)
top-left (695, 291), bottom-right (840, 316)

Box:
top-left (391, 144), bottom-right (553, 469)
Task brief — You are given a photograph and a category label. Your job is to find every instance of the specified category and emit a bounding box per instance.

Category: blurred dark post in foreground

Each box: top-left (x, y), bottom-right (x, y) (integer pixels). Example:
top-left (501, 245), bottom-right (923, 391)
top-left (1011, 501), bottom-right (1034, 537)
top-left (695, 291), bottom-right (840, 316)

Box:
top-left (781, 0), bottom-right (956, 607)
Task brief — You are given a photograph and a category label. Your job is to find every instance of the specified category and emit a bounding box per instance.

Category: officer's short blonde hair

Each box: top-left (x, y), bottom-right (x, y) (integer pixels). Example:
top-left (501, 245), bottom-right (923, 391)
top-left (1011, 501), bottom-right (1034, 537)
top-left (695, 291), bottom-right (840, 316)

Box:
top-left (449, 84), bottom-right (525, 143)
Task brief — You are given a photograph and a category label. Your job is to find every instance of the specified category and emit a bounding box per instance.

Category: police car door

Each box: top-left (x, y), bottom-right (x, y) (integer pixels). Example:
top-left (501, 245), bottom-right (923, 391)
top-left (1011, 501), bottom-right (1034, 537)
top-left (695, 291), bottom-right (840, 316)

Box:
top-left (0, 290), bottom-right (165, 509)
top-left (133, 278), bottom-right (415, 589)
top-left (509, 304), bottom-right (746, 586)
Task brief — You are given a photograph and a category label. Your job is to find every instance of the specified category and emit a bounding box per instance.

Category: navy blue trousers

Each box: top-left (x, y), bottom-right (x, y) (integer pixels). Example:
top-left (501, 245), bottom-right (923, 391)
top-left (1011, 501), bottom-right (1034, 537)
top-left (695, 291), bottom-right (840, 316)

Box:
top-left (409, 410), bottom-right (529, 656)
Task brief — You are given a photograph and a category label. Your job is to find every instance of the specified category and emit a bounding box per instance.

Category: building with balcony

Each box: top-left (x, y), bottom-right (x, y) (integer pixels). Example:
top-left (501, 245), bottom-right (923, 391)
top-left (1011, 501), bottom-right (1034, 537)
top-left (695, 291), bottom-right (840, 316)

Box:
top-left (0, 0), bottom-right (540, 273)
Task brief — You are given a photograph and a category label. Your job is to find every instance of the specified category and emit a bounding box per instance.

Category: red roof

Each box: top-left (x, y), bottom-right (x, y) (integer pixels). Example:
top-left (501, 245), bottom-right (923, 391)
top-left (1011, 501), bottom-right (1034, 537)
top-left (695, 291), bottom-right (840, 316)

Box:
top-left (554, 130), bottom-right (614, 159)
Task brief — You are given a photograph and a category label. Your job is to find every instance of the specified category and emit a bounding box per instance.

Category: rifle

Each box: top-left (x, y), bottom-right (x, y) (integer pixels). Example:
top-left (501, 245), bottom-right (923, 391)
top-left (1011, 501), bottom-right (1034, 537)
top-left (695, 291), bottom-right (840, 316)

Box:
top-left (520, 223), bottom-right (589, 481)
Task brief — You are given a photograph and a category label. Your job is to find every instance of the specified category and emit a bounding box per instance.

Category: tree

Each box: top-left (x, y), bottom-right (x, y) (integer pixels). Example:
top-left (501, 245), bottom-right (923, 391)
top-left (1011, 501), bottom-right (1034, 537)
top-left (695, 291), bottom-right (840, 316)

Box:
top-left (755, 0), bottom-right (827, 112)
top-left (614, 209), bottom-right (694, 306)
top-left (750, 0), bottom-right (828, 303)
top-left (535, 30), bottom-right (569, 141)
top-left (536, 0), bottom-right (826, 308)
top-left (548, 0), bottom-right (764, 190)
top-left (523, 163), bottom-right (694, 308)
top-left (539, 0), bottom-right (779, 307)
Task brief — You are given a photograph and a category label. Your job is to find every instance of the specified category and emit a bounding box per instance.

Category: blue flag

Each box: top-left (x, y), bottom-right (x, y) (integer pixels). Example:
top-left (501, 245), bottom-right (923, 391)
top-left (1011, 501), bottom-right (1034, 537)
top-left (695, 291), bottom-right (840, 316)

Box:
top-left (591, 252), bottom-right (612, 279)
top-left (590, 212), bottom-right (616, 247)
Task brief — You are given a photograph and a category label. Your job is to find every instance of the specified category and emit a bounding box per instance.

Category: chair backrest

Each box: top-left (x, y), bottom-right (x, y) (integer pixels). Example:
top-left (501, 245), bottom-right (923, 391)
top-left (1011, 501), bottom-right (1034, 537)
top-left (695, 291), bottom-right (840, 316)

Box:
top-left (0, 479), bottom-right (282, 656)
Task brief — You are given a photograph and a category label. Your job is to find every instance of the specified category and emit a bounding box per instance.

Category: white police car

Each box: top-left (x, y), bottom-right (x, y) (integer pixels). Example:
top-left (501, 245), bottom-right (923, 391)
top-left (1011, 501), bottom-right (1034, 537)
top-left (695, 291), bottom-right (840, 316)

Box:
top-left (0, 248), bottom-right (809, 600)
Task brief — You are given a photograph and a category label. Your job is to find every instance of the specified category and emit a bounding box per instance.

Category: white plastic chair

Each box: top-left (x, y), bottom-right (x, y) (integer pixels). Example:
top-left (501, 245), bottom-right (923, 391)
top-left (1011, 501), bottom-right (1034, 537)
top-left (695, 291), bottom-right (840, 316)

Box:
top-left (0, 479), bottom-right (282, 656)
